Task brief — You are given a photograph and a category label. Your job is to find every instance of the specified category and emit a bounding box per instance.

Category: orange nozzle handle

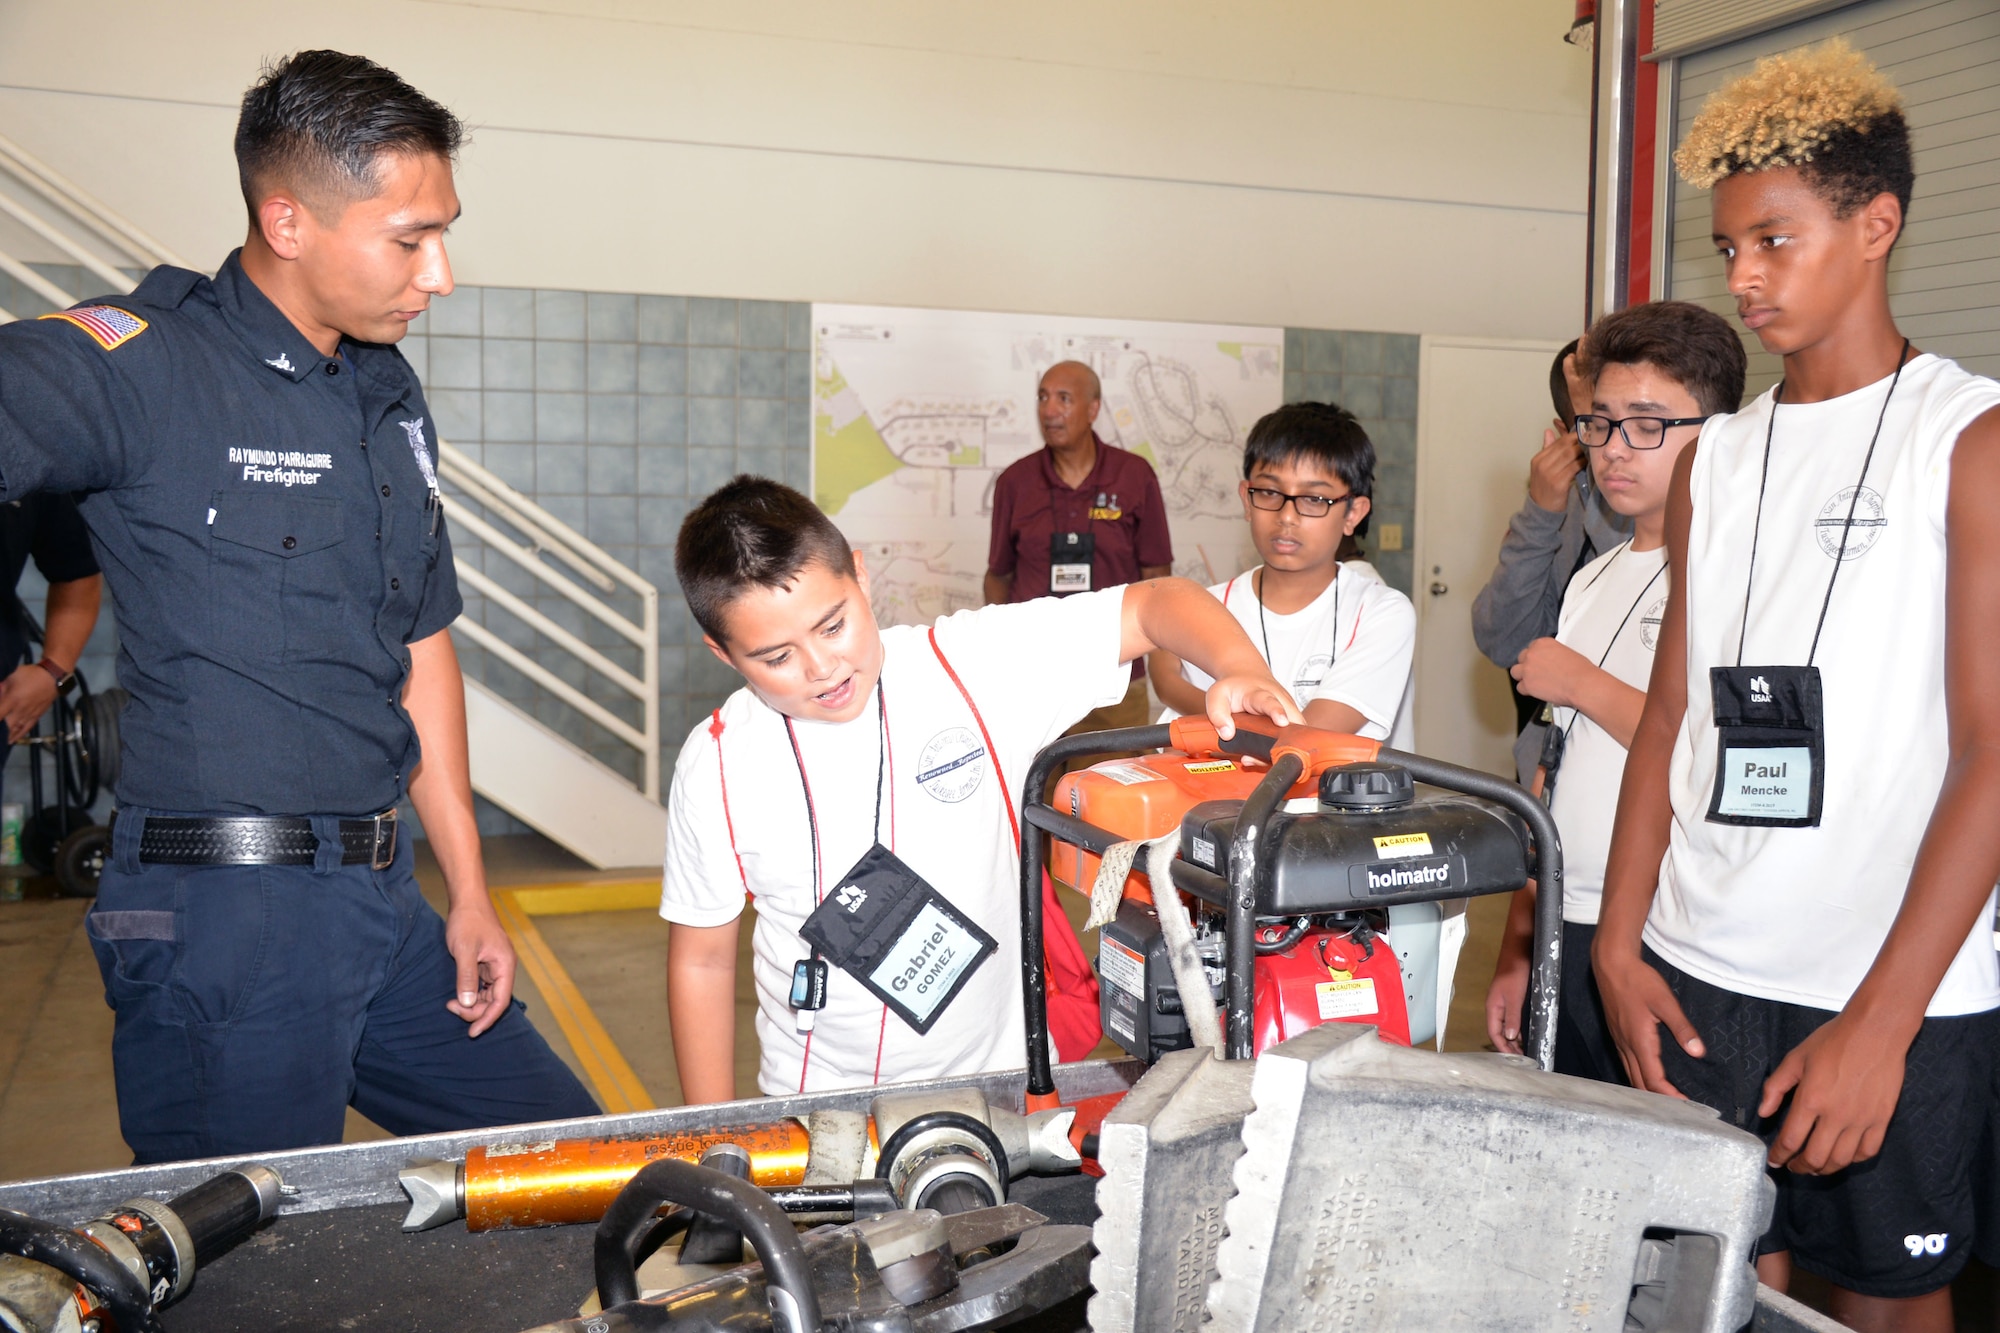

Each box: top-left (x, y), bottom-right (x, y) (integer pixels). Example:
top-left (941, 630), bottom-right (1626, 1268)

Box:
top-left (1271, 724), bottom-right (1381, 776)
top-left (1165, 711), bottom-right (1281, 757)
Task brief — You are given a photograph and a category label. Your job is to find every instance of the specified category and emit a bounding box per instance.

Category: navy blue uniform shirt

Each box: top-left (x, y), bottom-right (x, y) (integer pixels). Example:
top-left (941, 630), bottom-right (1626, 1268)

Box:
top-left (0, 250), bottom-right (461, 815)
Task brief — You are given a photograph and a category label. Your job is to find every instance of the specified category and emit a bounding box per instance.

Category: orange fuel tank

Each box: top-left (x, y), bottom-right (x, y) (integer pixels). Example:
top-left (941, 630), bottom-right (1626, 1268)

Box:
top-left (1048, 717), bottom-right (1381, 902)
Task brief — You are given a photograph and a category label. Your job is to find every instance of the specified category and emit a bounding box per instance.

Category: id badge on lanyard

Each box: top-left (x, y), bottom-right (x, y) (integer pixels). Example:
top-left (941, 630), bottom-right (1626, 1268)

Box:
top-left (1705, 344), bottom-right (1908, 831)
top-left (783, 684), bottom-right (996, 1035)
top-left (1707, 666), bottom-right (1823, 826)
top-left (1050, 530), bottom-right (1094, 594)
top-left (799, 844), bottom-right (998, 1034)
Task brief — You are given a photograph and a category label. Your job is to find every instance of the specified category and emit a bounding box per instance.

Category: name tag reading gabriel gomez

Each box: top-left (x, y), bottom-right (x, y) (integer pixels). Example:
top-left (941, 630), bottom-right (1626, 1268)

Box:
top-left (799, 843), bottom-right (998, 1034)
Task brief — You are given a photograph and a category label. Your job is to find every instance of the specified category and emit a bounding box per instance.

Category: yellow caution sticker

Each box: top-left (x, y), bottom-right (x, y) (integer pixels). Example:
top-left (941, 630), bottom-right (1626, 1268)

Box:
top-left (1371, 832), bottom-right (1433, 859)
top-left (1315, 977), bottom-right (1379, 1020)
top-left (1184, 760), bottom-right (1236, 775)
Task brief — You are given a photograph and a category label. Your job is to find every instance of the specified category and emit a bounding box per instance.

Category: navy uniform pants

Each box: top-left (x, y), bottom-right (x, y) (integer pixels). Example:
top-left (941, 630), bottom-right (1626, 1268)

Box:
top-left (85, 809), bottom-right (599, 1164)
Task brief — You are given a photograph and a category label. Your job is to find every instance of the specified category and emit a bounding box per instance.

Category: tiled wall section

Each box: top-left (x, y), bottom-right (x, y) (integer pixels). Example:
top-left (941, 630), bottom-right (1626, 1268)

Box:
top-left (1281, 329), bottom-right (1420, 598)
top-left (396, 287), bottom-right (813, 830)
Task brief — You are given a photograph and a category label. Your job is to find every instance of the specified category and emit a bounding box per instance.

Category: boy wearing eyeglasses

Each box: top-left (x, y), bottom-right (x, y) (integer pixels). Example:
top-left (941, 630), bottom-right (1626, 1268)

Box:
top-left (1485, 300), bottom-right (1745, 1081)
top-left (1150, 401), bottom-right (1414, 745)
top-left (1151, 404), bottom-right (1464, 1042)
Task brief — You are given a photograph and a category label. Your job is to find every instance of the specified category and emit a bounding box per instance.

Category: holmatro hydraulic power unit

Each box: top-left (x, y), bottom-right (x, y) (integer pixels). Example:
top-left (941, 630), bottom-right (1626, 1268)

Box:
top-left (1017, 715), bottom-right (1564, 1104)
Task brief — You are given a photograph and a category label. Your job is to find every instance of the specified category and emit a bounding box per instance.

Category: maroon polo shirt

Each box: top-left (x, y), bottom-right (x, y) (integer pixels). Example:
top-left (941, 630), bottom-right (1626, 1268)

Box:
top-left (988, 436), bottom-right (1173, 678)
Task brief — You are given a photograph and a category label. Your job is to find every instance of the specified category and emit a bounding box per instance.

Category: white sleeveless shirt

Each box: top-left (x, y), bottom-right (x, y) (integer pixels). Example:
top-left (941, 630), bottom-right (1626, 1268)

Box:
top-left (1645, 353), bottom-right (2000, 1015)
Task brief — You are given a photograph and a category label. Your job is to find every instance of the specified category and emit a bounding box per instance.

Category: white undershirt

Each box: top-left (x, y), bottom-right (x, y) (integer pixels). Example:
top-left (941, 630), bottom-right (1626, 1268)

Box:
top-left (1650, 354), bottom-right (2000, 1014)
top-left (1548, 540), bottom-right (1666, 925)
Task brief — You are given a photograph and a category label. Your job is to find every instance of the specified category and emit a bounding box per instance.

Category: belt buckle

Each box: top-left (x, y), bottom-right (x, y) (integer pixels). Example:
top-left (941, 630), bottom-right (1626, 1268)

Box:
top-left (371, 809), bottom-right (398, 871)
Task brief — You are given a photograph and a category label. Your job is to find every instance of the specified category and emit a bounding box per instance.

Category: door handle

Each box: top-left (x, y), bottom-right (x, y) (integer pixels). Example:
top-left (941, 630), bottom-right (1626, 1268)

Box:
top-left (1429, 580), bottom-right (1449, 596)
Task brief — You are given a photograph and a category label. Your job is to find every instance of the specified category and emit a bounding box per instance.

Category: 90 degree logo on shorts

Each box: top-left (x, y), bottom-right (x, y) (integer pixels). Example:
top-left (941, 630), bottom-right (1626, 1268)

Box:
top-left (1904, 1232), bottom-right (1948, 1258)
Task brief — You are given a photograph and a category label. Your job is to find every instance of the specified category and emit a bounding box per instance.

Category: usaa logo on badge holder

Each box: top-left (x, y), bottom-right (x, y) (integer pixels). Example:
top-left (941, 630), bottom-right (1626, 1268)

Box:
top-left (915, 726), bottom-right (986, 803)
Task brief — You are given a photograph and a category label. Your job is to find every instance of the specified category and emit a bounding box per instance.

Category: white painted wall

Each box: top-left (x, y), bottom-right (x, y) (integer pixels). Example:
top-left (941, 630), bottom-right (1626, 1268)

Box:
top-left (0, 1), bottom-right (1589, 338)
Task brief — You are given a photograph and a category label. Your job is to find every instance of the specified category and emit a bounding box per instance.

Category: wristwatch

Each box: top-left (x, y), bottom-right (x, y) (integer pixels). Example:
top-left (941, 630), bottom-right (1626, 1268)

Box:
top-left (36, 659), bottom-right (75, 694)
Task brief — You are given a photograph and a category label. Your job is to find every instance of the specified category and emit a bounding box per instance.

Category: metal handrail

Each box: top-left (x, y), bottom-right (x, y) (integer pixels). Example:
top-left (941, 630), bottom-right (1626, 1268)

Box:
top-left (438, 441), bottom-right (661, 800)
top-left (0, 145), bottom-right (664, 806)
top-left (0, 132), bottom-right (186, 270)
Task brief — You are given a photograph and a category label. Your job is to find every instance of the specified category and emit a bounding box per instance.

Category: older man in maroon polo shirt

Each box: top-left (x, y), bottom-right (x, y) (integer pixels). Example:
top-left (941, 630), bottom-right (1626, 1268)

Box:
top-left (984, 359), bottom-right (1173, 733)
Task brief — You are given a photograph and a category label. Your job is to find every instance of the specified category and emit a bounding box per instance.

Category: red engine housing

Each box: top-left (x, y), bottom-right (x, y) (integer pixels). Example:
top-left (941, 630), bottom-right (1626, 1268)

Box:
top-left (1251, 926), bottom-right (1411, 1051)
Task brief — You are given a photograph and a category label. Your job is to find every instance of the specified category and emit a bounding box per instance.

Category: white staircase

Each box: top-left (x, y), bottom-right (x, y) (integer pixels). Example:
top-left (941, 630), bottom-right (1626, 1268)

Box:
top-left (0, 135), bottom-right (667, 870)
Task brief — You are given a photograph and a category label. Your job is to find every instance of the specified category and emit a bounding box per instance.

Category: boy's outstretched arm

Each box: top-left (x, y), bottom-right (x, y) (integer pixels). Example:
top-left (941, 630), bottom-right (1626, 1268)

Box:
top-left (1146, 648), bottom-right (1209, 716)
top-left (1593, 444), bottom-right (1701, 1097)
top-left (1758, 405), bottom-right (2000, 1176)
top-left (1120, 577), bottom-right (1301, 735)
top-left (668, 919), bottom-right (741, 1105)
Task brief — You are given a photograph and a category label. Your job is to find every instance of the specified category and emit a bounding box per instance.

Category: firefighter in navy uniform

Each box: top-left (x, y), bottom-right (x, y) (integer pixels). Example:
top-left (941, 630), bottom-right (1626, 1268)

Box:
top-left (0, 52), bottom-right (597, 1163)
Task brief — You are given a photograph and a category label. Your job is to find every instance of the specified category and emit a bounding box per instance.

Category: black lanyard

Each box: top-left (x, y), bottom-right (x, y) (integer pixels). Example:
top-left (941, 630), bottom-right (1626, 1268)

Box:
top-left (1254, 566), bottom-right (1340, 683)
top-left (1555, 541), bottom-right (1666, 735)
top-left (783, 681), bottom-right (888, 908)
top-left (1735, 341), bottom-right (1910, 667)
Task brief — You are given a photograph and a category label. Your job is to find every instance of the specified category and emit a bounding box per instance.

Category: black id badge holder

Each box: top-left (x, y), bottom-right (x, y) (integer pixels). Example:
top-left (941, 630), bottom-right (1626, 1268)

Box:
top-left (1706, 665), bottom-right (1824, 827)
top-left (799, 844), bottom-right (998, 1034)
top-left (1049, 530), bottom-right (1094, 594)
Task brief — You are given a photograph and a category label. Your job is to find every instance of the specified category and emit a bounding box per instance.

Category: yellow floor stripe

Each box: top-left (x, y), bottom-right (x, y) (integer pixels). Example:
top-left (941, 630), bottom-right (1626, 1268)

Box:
top-left (493, 889), bottom-right (655, 1114)
top-left (508, 878), bottom-right (660, 916)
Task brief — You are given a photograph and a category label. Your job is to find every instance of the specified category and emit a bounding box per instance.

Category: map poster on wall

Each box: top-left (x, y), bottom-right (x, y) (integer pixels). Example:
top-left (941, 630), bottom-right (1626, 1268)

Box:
top-left (811, 303), bottom-right (1284, 628)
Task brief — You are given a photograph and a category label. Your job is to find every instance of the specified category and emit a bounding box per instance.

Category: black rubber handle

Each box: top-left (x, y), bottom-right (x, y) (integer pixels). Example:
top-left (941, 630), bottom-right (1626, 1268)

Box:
top-left (0, 1208), bottom-right (157, 1333)
top-left (1224, 754), bottom-right (1302, 1059)
top-left (592, 1159), bottom-right (821, 1330)
top-left (169, 1169), bottom-right (272, 1267)
top-left (1376, 748), bottom-right (1564, 1071)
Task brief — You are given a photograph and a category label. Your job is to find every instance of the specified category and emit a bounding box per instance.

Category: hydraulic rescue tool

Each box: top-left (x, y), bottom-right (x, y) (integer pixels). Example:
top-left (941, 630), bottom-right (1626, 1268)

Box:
top-left (0, 1165), bottom-right (283, 1333)
top-left (1020, 721), bottom-right (1777, 1331)
top-left (399, 1087), bottom-right (1105, 1232)
top-left (1019, 713), bottom-right (1564, 1095)
top-left (518, 1154), bottom-right (1094, 1333)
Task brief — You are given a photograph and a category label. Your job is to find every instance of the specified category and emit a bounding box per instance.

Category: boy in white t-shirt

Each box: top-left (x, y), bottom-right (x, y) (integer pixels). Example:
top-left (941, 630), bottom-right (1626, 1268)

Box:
top-left (1594, 44), bottom-right (2000, 1325)
top-left (1149, 401), bottom-right (1415, 745)
top-left (1483, 300), bottom-right (1745, 1082)
top-left (661, 477), bottom-right (1299, 1101)
top-left (1150, 403), bottom-right (1467, 1038)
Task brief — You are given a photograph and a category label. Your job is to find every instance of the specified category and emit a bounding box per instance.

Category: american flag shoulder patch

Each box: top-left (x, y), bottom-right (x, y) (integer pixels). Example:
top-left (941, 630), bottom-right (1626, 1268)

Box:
top-left (39, 305), bottom-right (149, 351)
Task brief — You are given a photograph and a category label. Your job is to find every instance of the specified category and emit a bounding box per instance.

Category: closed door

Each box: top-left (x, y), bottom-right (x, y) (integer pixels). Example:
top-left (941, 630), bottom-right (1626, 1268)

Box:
top-left (1413, 336), bottom-right (1565, 777)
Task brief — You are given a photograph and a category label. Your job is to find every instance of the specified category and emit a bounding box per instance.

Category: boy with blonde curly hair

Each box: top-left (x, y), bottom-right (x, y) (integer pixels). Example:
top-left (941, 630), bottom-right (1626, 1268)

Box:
top-left (1592, 40), bottom-right (2000, 1331)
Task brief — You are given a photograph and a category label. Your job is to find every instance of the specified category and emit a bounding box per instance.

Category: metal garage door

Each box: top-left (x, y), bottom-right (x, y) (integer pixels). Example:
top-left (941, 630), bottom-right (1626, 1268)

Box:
top-left (1663, 0), bottom-right (2000, 398)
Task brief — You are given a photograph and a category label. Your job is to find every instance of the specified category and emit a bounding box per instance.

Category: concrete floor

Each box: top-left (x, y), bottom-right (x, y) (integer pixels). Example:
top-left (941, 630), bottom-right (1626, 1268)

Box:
top-left (0, 836), bottom-right (1504, 1180)
top-left (1, 837), bottom-right (1991, 1328)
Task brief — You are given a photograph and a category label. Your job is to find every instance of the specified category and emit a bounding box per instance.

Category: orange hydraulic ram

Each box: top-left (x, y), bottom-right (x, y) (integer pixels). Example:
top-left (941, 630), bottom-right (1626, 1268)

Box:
top-left (401, 1121), bottom-right (815, 1231)
top-left (399, 1095), bottom-right (1122, 1231)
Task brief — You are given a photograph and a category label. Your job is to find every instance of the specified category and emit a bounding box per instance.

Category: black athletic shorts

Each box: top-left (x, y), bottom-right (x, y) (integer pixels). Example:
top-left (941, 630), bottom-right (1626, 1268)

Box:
top-left (1554, 920), bottom-right (1626, 1086)
top-left (1644, 947), bottom-right (1998, 1299)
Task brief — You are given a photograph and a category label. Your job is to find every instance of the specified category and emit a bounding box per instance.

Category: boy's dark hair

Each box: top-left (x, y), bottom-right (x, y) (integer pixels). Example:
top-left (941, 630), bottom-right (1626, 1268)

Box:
top-left (235, 50), bottom-right (464, 219)
top-left (1550, 338), bottom-right (1582, 425)
top-left (1675, 39), bottom-right (1913, 226)
top-left (1242, 402), bottom-right (1375, 538)
top-left (677, 476), bottom-right (859, 643)
top-left (1578, 300), bottom-right (1747, 418)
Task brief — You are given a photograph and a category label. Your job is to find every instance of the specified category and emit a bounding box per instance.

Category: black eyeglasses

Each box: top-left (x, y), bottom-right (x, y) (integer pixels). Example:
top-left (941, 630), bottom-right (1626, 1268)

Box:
top-left (1574, 413), bottom-right (1708, 450)
top-left (1245, 486), bottom-right (1353, 518)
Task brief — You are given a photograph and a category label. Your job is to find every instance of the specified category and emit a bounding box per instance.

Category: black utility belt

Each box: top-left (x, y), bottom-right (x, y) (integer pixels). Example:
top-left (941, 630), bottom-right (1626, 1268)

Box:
top-left (134, 811), bottom-right (399, 869)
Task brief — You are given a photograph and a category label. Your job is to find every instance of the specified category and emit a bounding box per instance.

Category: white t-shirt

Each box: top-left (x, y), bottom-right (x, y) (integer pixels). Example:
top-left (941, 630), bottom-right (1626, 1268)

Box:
top-left (1169, 561), bottom-right (1416, 749)
top-left (660, 589), bottom-right (1132, 1094)
top-left (1548, 541), bottom-right (1667, 925)
top-left (1648, 353), bottom-right (2000, 1015)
